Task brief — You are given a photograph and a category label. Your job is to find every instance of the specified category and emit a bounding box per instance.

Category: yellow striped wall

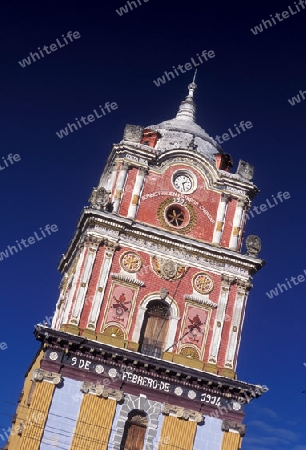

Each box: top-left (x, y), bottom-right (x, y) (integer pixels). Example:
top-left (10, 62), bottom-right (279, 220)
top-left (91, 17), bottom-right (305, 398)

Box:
top-left (221, 431), bottom-right (242, 450)
top-left (7, 349), bottom-right (44, 450)
top-left (19, 381), bottom-right (55, 450)
top-left (70, 394), bottom-right (116, 450)
top-left (158, 416), bottom-right (197, 450)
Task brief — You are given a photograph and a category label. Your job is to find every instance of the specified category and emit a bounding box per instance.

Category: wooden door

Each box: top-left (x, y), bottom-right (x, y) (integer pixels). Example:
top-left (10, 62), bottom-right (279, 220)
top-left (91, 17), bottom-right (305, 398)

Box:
top-left (122, 423), bottom-right (146, 450)
top-left (139, 301), bottom-right (169, 357)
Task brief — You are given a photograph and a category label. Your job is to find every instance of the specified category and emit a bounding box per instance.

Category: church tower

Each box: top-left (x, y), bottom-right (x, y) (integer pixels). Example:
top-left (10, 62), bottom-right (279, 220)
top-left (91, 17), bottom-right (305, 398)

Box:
top-left (6, 80), bottom-right (267, 450)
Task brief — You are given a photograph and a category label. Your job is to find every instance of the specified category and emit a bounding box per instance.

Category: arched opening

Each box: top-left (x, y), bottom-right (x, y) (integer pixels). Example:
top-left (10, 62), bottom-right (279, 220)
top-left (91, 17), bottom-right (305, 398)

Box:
top-left (139, 300), bottom-right (170, 357)
top-left (120, 410), bottom-right (148, 450)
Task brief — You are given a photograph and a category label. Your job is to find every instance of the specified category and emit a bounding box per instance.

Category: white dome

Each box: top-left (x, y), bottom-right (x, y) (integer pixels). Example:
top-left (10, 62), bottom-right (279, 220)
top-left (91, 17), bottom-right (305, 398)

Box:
top-left (147, 82), bottom-right (223, 162)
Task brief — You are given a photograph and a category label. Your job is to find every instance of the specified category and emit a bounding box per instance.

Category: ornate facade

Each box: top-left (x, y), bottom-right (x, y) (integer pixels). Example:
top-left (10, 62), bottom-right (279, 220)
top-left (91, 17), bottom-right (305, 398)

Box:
top-left (6, 81), bottom-right (267, 450)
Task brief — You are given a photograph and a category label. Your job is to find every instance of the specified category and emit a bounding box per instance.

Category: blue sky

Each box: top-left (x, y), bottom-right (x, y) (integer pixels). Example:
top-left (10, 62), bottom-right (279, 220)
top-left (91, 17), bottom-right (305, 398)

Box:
top-left (0, 0), bottom-right (305, 448)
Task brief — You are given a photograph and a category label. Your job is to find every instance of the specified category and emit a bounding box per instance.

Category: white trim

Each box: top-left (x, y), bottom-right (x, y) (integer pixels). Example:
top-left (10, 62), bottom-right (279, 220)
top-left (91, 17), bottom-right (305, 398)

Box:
top-left (113, 164), bottom-right (129, 213)
top-left (225, 288), bottom-right (248, 368)
top-left (87, 248), bottom-right (116, 329)
top-left (208, 281), bottom-right (231, 363)
top-left (229, 201), bottom-right (244, 250)
top-left (62, 247), bottom-right (87, 325)
top-left (127, 168), bottom-right (146, 219)
top-left (70, 249), bottom-right (97, 324)
top-left (212, 195), bottom-right (229, 244)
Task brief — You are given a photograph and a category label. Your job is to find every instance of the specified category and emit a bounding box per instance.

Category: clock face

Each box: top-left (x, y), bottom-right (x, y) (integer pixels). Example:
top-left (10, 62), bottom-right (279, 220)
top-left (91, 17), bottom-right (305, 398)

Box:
top-left (173, 174), bottom-right (193, 192)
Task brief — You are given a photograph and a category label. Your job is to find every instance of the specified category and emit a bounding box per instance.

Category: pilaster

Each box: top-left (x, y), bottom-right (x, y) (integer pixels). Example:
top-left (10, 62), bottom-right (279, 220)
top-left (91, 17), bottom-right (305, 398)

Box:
top-left (224, 281), bottom-right (252, 371)
top-left (85, 240), bottom-right (119, 334)
top-left (61, 240), bottom-right (87, 326)
top-left (69, 236), bottom-right (102, 326)
top-left (212, 193), bottom-right (232, 245)
top-left (112, 162), bottom-right (129, 213)
top-left (229, 199), bottom-right (247, 250)
top-left (127, 167), bottom-right (148, 219)
top-left (207, 275), bottom-right (234, 371)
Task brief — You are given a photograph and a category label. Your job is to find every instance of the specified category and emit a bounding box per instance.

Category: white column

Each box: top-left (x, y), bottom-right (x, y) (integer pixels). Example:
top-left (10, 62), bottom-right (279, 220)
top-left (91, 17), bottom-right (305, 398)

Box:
top-left (112, 163), bottom-right (129, 213)
top-left (229, 199), bottom-right (246, 250)
top-left (105, 163), bottom-right (117, 192)
top-left (224, 281), bottom-right (251, 369)
top-left (127, 167), bottom-right (147, 219)
top-left (208, 276), bottom-right (233, 364)
top-left (69, 237), bottom-right (101, 325)
top-left (87, 241), bottom-right (118, 330)
top-left (52, 274), bottom-right (69, 329)
top-left (62, 243), bottom-right (87, 325)
top-left (212, 194), bottom-right (231, 245)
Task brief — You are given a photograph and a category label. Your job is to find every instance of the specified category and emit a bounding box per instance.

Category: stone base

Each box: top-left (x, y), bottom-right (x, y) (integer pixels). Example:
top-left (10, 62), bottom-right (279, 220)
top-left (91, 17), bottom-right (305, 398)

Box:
top-left (172, 354), bottom-right (203, 370)
top-left (61, 324), bottom-right (79, 335)
top-left (125, 341), bottom-right (139, 352)
top-left (162, 351), bottom-right (174, 362)
top-left (97, 333), bottom-right (125, 348)
top-left (204, 362), bottom-right (218, 374)
top-left (82, 328), bottom-right (97, 340)
top-left (219, 368), bottom-right (236, 379)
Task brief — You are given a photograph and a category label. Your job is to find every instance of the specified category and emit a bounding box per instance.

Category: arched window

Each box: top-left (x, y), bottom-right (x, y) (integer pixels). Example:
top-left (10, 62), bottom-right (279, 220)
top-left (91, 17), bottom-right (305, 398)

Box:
top-left (120, 410), bottom-right (148, 450)
top-left (139, 300), bottom-right (170, 357)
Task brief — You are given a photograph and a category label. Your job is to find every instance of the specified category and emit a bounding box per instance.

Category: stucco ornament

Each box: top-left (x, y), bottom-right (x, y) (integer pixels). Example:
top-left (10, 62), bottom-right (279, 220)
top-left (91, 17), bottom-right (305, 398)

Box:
top-left (89, 186), bottom-right (111, 210)
top-left (245, 235), bottom-right (261, 257)
top-left (236, 159), bottom-right (254, 181)
top-left (152, 256), bottom-right (186, 280)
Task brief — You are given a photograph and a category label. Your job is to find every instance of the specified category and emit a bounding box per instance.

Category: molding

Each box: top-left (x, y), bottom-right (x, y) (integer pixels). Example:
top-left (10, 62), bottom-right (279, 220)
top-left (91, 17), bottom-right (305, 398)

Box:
top-left (184, 294), bottom-right (217, 309)
top-left (58, 209), bottom-right (264, 277)
top-left (111, 272), bottom-right (145, 287)
top-left (80, 382), bottom-right (124, 401)
top-left (31, 369), bottom-right (62, 385)
top-left (162, 403), bottom-right (203, 423)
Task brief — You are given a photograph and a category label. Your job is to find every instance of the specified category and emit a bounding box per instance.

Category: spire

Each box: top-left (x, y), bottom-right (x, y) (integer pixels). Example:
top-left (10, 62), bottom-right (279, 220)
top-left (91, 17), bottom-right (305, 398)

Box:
top-left (175, 70), bottom-right (197, 122)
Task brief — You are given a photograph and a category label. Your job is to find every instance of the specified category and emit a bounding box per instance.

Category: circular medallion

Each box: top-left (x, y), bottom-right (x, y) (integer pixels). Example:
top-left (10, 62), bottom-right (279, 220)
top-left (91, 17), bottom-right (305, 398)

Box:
top-left (174, 387), bottom-right (183, 396)
top-left (95, 365), bottom-right (105, 374)
top-left (120, 252), bottom-right (142, 273)
top-left (193, 272), bottom-right (214, 294)
top-left (232, 401), bottom-right (242, 411)
top-left (188, 390), bottom-right (197, 400)
top-left (49, 352), bottom-right (59, 361)
top-left (108, 368), bottom-right (118, 378)
top-left (165, 204), bottom-right (187, 227)
top-left (157, 198), bottom-right (196, 234)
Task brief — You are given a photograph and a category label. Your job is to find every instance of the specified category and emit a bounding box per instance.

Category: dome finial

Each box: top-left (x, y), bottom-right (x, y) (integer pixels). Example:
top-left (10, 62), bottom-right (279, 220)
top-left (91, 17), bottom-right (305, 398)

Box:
top-left (176, 73), bottom-right (197, 122)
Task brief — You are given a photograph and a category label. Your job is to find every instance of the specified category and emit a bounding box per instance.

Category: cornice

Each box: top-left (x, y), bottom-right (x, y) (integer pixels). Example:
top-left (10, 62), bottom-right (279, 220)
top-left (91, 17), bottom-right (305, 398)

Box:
top-left (35, 325), bottom-right (268, 402)
top-left (57, 208), bottom-right (265, 276)
top-left (111, 144), bottom-right (258, 199)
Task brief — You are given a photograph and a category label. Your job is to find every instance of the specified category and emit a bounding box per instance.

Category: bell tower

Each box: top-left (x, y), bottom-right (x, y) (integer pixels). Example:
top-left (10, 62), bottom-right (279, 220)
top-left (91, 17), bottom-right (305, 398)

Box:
top-left (6, 80), bottom-right (267, 450)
